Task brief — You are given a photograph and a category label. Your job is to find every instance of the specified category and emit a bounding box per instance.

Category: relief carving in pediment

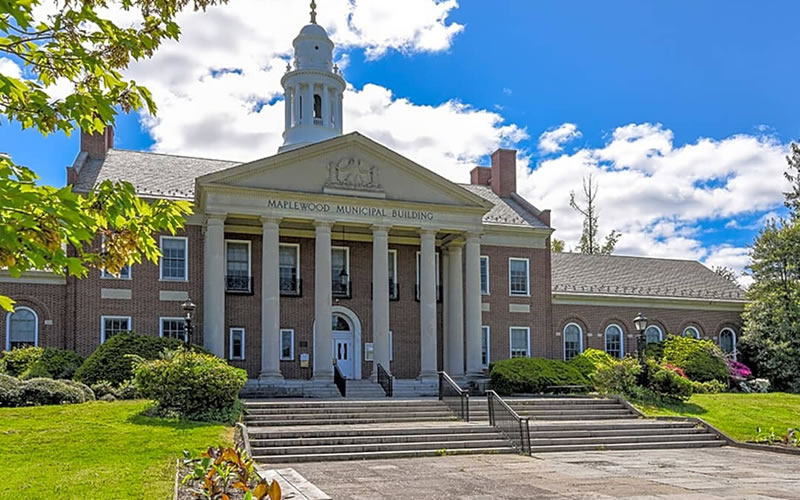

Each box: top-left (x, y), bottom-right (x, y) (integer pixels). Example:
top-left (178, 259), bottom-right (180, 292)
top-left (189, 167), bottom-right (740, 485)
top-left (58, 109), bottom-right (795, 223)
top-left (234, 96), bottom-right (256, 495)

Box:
top-left (324, 157), bottom-right (383, 193)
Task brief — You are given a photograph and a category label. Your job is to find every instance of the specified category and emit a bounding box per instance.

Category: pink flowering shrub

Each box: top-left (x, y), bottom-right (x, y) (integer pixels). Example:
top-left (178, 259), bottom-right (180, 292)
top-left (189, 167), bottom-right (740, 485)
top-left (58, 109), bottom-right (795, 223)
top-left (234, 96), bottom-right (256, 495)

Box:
top-left (662, 363), bottom-right (688, 379)
top-left (728, 359), bottom-right (752, 380)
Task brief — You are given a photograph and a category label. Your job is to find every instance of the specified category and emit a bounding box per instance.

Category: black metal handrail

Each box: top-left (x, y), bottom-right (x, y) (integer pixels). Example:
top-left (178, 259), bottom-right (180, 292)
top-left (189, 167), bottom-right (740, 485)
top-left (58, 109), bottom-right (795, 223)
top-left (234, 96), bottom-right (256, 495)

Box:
top-left (225, 275), bottom-right (253, 294)
top-left (333, 361), bottom-right (346, 397)
top-left (438, 371), bottom-right (469, 421)
top-left (487, 390), bottom-right (531, 455)
top-left (279, 276), bottom-right (302, 296)
top-left (332, 279), bottom-right (352, 298)
top-left (377, 363), bottom-right (393, 397)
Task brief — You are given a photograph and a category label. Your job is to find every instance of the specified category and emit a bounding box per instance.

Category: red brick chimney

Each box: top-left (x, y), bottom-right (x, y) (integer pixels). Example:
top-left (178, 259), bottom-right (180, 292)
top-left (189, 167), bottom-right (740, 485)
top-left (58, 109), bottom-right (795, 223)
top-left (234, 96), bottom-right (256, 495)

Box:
top-left (80, 126), bottom-right (114, 160)
top-left (490, 148), bottom-right (517, 197)
top-left (469, 166), bottom-right (492, 186)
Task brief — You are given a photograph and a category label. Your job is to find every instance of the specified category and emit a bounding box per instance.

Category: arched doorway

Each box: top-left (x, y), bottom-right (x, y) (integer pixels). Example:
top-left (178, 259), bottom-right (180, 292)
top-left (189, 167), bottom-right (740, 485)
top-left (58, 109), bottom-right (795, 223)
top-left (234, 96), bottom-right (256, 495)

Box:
top-left (332, 313), bottom-right (354, 378)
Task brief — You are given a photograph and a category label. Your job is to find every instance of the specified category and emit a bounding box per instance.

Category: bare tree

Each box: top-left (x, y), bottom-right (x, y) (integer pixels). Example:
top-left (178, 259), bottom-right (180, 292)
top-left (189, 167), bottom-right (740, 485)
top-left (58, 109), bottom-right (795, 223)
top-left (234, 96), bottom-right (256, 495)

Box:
top-left (569, 174), bottom-right (621, 255)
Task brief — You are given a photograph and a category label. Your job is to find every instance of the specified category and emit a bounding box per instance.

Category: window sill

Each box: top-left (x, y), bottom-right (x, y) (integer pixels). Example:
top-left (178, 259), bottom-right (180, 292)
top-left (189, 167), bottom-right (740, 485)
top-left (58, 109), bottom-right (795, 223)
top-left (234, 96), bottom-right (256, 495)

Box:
top-left (509, 293), bottom-right (531, 298)
top-left (159, 278), bottom-right (189, 283)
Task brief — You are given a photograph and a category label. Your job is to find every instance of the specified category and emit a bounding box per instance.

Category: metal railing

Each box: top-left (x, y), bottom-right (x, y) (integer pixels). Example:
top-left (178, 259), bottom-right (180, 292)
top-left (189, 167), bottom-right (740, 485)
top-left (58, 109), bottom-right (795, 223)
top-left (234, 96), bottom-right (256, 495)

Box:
top-left (377, 363), bottom-right (393, 397)
top-left (487, 390), bottom-right (531, 455)
top-left (225, 275), bottom-right (253, 294)
top-left (279, 276), bottom-right (301, 296)
top-left (333, 361), bottom-right (346, 397)
top-left (438, 371), bottom-right (469, 421)
top-left (332, 279), bottom-right (352, 298)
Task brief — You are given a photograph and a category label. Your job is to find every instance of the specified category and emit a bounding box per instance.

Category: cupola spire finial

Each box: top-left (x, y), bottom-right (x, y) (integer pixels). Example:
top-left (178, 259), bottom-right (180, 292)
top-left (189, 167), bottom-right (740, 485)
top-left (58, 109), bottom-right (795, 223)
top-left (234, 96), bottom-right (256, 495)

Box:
top-left (310, 0), bottom-right (317, 24)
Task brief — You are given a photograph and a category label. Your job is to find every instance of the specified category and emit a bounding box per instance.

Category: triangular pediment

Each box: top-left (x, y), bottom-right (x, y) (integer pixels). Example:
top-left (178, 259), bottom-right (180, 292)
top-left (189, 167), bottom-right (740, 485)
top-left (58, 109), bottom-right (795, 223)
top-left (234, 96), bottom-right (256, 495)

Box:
top-left (196, 133), bottom-right (491, 209)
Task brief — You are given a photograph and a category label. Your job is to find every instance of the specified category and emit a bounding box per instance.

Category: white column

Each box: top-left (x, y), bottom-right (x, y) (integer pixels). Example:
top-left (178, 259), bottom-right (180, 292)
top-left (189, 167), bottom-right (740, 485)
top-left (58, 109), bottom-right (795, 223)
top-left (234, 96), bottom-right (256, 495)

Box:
top-left (371, 225), bottom-right (391, 378)
top-left (284, 88), bottom-right (291, 130)
top-left (446, 244), bottom-right (465, 377)
top-left (203, 213), bottom-right (226, 358)
top-left (292, 85), bottom-right (300, 127)
top-left (465, 232), bottom-right (483, 377)
top-left (418, 229), bottom-right (438, 380)
top-left (336, 94), bottom-right (343, 133)
top-left (305, 83), bottom-right (314, 125)
top-left (313, 222), bottom-right (333, 379)
top-left (322, 86), bottom-right (331, 127)
top-left (441, 250), bottom-right (449, 371)
top-left (259, 217), bottom-right (282, 380)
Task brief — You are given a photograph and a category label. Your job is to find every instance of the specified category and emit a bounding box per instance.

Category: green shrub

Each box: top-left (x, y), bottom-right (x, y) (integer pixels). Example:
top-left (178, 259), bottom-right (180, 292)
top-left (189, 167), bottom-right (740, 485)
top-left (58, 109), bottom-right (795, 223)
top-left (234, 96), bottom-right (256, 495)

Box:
top-left (90, 380), bottom-right (116, 399)
top-left (0, 346), bottom-right (43, 377)
top-left (644, 341), bottom-right (665, 361)
top-left (648, 365), bottom-right (693, 401)
top-left (99, 393), bottom-right (117, 402)
top-left (690, 379), bottom-right (727, 394)
top-left (662, 335), bottom-right (728, 383)
top-left (569, 348), bottom-right (614, 378)
top-left (20, 348), bottom-right (84, 380)
top-left (0, 373), bottom-right (21, 407)
top-left (489, 357), bottom-right (589, 395)
top-left (115, 379), bottom-right (140, 400)
top-left (75, 332), bottom-right (208, 386)
top-left (134, 348), bottom-right (247, 422)
top-left (17, 378), bottom-right (85, 406)
top-left (591, 356), bottom-right (641, 396)
top-left (61, 380), bottom-right (95, 401)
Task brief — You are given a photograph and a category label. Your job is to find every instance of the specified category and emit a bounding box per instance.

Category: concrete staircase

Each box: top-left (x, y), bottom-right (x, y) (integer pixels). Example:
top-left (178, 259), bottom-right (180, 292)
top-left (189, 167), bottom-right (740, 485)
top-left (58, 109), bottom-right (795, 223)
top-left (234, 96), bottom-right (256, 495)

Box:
top-left (342, 379), bottom-right (386, 399)
top-left (243, 399), bottom-right (516, 462)
top-left (469, 396), bottom-right (724, 453)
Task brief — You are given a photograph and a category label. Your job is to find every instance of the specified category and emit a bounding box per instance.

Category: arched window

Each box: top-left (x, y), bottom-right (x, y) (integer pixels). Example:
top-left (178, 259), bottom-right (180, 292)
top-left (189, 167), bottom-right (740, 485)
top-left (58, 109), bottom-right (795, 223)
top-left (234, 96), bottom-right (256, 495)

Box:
top-left (683, 326), bottom-right (701, 339)
top-left (313, 94), bottom-right (322, 119)
top-left (332, 314), bottom-right (350, 332)
top-left (604, 324), bottom-right (623, 358)
top-left (563, 323), bottom-right (583, 361)
top-left (6, 307), bottom-right (38, 350)
top-left (719, 328), bottom-right (737, 358)
top-left (645, 325), bottom-right (663, 344)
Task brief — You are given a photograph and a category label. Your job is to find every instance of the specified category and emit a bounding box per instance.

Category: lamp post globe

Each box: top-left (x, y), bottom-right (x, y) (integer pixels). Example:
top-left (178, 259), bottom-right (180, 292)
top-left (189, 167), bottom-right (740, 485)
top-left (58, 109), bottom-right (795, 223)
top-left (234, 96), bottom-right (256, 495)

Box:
top-left (181, 298), bottom-right (196, 345)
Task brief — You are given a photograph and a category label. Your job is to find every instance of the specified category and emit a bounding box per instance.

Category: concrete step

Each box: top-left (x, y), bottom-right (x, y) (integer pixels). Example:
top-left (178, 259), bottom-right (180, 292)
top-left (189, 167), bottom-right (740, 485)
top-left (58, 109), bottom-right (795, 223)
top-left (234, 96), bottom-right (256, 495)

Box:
top-left (528, 433), bottom-right (717, 447)
top-left (255, 438), bottom-right (511, 455)
top-left (512, 408), bottom-right (633, 416)
top-left (530, 439), bottom-right (724, 453)
top-left (244, 399), bottom-right (442, 408)
top-left (527, 420), bottom-right (697, 432)
top-left (248, 425), bottom-right (498, 440)
top-left (525, 427), bottom-right (709, 439)
top-left (244, 416), bottom-right (458, 426)
top-left (253, 447), bottom-right (517, 463)
top-left (250, 432), bottom-right (504, 447)
top-left (245, 405), bottom-right (449, 415)
top-left (244, 410), bottom-right (455, 420)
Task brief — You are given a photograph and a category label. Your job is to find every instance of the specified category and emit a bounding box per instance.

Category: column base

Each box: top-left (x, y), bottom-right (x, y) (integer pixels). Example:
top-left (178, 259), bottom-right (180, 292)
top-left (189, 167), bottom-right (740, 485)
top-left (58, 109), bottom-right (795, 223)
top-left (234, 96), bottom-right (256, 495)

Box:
top-left (258, 370), bottom-right (284, 381)
top-left (417, 371), bottom-right (438, 383)
top-left (312, 373), bottom-right (333, 382)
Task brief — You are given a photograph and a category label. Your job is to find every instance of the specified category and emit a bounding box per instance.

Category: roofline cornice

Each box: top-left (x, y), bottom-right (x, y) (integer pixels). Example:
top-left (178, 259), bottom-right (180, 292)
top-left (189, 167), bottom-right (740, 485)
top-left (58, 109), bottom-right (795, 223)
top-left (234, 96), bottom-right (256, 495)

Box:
top-left (552, 291), bottom-right (747, 312)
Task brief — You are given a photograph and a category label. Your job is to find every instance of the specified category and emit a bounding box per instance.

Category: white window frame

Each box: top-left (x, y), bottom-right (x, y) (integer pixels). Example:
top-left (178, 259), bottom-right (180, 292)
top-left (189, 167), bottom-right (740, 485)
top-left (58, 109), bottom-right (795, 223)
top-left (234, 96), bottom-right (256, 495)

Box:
top-left (645, 325), bottom-right (663, 344)
top-left (415, 251), bottom-right (441, 299)
top-left (280, 328), bottom-right (295, 361)
top-left (100, 315), bottom-right (131, 344)
top-left (563, 322), bottom-right (584, 361)
top-left (683, 326), bottom-right (701, 339)
top-left (719, 328), bottom-right (737, 359)
top-left (331, 246), bottom-right (351, 295)
top-left (508, 257), bottom-right (530, 296)
top-left (604, 323), bottom-right (624, 358)
top-left (159, 236), bottom-right (188, 281)
top-left (5, 306), bottom-right (39, 351)
top-left (279, 243), bottom-right (300, 294)
top-left (480, 255), bottom-right (490, 295)
top-left (225, 239), bottom-right (252, 277)
top-left (229, 327), bottom-right (245, 361)
top-left (481, 325), bottom-right (491, 367)
top-left (101, 264), bottom-right (131, 280)
top-left (509, 326), bottom-right (531, 358)
top-left (159, 316), bottom-right (187, 342)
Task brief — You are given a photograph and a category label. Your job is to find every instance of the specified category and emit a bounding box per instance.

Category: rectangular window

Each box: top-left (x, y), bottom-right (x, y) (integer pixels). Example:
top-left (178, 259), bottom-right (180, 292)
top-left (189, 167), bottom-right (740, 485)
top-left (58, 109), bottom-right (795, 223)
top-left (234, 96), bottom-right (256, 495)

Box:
top-left (331, 246), bottom-right (350, 297)
top-left (388, 249), bottom-right (398, 300)
top-left (509, 327), bottom-right (530, 358)
top-left (229, 328), bottom-right (245, 360)
top-left (279, 243), bottom-right (300, 295)
top-left (101, 265), bottom-right (131, 279)
top-left (415, 251), bottom-right (441, 300)
top-left (280, 329), bottom-right (294, 360)
top-left (480, 256), bottom-right (490, 295)
top-left (159, 317), bottom-right (186, 342)
top-left (160, 236), bottom-right (188, 281)
top-left (101, 316), bottom-right (131, 343)
top-left (481, 326), bottom-right (490, 367)
top-left (225, 240), bottom-right (251, 293)
top-left (509, 258), bottom-right (530, 296)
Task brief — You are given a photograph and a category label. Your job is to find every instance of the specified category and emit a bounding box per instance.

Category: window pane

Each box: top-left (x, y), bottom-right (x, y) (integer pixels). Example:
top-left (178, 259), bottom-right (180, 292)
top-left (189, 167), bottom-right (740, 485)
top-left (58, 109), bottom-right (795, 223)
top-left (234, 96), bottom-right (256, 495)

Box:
top-left (102, 264), bottom-right (130, 279)
top-left (232, 330), bottom-right (244, 359)
top-left (104, 317), bottom-right (130, 340)
top-left (281, 330), bottom-right (293, 359)
top-left (480, 257), bottom-right (489, 294)
top-left (720, 330), bottom-right (735, 354)
top-left (161, 319), bottom-right (186, 340)
top-left (226, 243), bottom-right (249, 276)
top-left (481, 326), bottom-right (489, 366)
top-left (684, 327), bottom-right (700, 339)
top-left (645, 326), bottom-right (661, 344)
top-left (162, 238), bottom-right (186, 279)
top-left (605, 325), bottom-right (622, 358)
top-left (9, 309), bottom-right (36, 347)
top-left (564, 324), bottom-right (581, 360)
top-left (510, 328), bottom-right (528, 358)
top-left (509, 259), bottom-right (529, 294)
top-left (279, 245), bottom-right (298, 293)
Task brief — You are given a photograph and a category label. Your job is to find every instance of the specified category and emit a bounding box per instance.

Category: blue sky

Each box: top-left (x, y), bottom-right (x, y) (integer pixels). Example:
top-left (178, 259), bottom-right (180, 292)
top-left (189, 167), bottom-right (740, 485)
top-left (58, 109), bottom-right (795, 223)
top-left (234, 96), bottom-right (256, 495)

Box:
top-left (1, 0), bottom-right (797, 279)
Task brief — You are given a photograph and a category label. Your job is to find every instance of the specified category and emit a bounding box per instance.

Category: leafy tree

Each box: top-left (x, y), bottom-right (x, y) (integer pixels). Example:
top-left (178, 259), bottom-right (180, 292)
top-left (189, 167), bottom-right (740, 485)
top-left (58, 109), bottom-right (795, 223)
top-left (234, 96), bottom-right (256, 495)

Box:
top-left (569, 174), bottom-right (621, 255)
top-left (0, 0), bottom-right (226, 311)
top-left (551, 238), bottom-right (565, 253)
top-left (740, 142), bottom-right (800, 391)
top-left (712, 265), bottom-right (740, 284)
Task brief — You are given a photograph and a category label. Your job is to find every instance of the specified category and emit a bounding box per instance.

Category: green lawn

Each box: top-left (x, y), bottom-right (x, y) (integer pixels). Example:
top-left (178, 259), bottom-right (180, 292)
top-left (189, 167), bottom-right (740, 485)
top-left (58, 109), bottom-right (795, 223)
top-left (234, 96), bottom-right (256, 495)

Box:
top-left (635, 392), bottom-right (800, 441)
top-left (0, 400), bottom-right (232, 500)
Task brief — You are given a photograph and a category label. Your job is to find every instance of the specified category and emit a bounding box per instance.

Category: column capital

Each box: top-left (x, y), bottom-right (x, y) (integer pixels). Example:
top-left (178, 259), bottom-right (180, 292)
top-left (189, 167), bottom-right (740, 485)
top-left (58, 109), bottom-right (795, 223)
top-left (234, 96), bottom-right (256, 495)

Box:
top-left (260, 216), bottom-right (282, 227)
top-left (419, 228), bottom-right (437, 238)
top-left (446, 240), bottom-right (465, 249)
top-left (371, 224), bottom-right (391, 234)
top-left (205, 213), bottom-right (227, 225)
top-left (465, 231), bottom-right (482, 241)
top-left (313, 220), bottom-right (333, 230)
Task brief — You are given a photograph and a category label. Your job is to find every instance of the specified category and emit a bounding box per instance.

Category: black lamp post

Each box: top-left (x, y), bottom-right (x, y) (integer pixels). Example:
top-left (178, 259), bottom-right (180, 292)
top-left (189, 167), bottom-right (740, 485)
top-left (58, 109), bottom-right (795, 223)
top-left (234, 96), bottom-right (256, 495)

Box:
top-left (633, 312), bottom-right (648, 384)
top-left (181, 298), bottom-right (196, 345)
top-left (338, 268), bottom-right (349, 292)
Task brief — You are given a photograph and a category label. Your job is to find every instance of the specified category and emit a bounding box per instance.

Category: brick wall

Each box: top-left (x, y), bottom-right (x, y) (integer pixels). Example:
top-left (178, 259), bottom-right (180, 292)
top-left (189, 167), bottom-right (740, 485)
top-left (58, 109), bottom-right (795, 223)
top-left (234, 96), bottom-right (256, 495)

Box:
top-left (0, 281), bottom-right (67, 350)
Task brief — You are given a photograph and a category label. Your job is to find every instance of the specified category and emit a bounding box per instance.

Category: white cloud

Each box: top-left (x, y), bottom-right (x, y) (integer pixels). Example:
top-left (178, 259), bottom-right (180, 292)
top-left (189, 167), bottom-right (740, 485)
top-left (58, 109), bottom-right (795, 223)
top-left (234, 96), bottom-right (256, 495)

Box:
top-left (538, 123), bottom-right (582, 153)
top-left (0, 57), bottom-right (22, 79)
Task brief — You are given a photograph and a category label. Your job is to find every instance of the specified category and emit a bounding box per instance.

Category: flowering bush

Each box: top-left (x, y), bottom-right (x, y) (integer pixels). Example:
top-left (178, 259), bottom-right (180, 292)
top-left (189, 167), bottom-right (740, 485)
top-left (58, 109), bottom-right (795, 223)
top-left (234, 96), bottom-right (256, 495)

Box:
top-left (662, 363), bottom-right (688, 379)
top-left (727, 360), bottom-right (752, 380)
top-left (740, 378), bottom-right (770, 393)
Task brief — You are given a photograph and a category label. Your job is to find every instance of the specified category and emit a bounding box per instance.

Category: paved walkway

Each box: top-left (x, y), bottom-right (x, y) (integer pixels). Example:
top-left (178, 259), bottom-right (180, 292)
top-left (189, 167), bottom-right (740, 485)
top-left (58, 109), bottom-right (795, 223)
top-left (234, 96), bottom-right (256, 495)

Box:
top-left (283, 447), bottom-right (800, 499)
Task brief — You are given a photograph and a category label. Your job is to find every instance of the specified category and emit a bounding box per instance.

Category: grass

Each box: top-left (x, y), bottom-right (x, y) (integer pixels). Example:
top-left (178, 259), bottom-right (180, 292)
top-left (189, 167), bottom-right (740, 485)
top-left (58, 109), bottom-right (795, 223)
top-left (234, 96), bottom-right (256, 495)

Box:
top-left (0, 400), bottom-right (232, 500)
top-left (635, 392), bottom-right (800, 441)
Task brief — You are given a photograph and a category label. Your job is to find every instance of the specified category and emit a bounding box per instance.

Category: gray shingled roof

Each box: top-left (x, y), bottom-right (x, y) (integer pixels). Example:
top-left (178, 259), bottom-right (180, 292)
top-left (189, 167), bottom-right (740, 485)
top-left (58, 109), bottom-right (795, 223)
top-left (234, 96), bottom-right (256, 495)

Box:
top-left (460, 184), bottom-right (549, 229)
top-left (551, 252), bottom-right (746, 301)
top-left (73, 149), bottom-right (239, 199)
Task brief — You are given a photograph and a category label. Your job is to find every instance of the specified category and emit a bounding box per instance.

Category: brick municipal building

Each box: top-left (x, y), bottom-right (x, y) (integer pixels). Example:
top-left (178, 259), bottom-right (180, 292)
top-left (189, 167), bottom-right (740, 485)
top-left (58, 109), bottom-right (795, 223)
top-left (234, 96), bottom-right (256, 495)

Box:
top-left (0, 15), bottom-right (745, 396)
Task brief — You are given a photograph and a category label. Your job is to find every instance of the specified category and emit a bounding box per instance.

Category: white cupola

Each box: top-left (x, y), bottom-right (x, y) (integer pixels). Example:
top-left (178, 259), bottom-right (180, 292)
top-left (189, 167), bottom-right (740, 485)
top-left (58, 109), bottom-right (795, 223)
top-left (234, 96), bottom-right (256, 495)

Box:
top-left (278, 1), bottom-right (346, 152)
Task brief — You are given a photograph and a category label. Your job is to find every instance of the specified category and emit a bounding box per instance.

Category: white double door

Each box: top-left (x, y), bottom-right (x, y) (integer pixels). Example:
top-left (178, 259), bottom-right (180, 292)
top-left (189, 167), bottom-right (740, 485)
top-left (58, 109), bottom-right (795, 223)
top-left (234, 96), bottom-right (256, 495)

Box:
top-left (333, 331), bottom-right (354, 379)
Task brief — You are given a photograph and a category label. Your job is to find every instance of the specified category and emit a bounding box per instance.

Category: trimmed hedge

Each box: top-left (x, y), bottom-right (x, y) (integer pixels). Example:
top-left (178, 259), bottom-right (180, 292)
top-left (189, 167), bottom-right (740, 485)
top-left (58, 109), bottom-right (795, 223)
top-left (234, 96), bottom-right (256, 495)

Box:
top-left (648, 365), bottom-right (693, 401)
top-left (17, 378), bottom-right (85, 406)
top-left (22, 348), bottom-right (84, 380)
top-left (569, 348), bottom-right (614, 378)
top-left (0, 373), bottom-right (21, 407)
top-left (0, 346), bottom-right (43, 377)
top-left (61, 380), bottom-right (96, 401)
top-left (662, 336), bottom-right (728, 383)
top-left (489, 357), bottom-right (589, 395)
top-left (134, 348), bottom-right (247, 422)
top-left (75, 332), bottom-right (208, 386)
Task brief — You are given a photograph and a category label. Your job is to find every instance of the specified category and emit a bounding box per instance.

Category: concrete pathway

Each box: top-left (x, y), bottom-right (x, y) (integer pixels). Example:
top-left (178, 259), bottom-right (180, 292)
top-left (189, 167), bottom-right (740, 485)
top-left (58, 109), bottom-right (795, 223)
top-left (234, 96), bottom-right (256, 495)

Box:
top-left (279, 447), bottom-right (800, 499)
